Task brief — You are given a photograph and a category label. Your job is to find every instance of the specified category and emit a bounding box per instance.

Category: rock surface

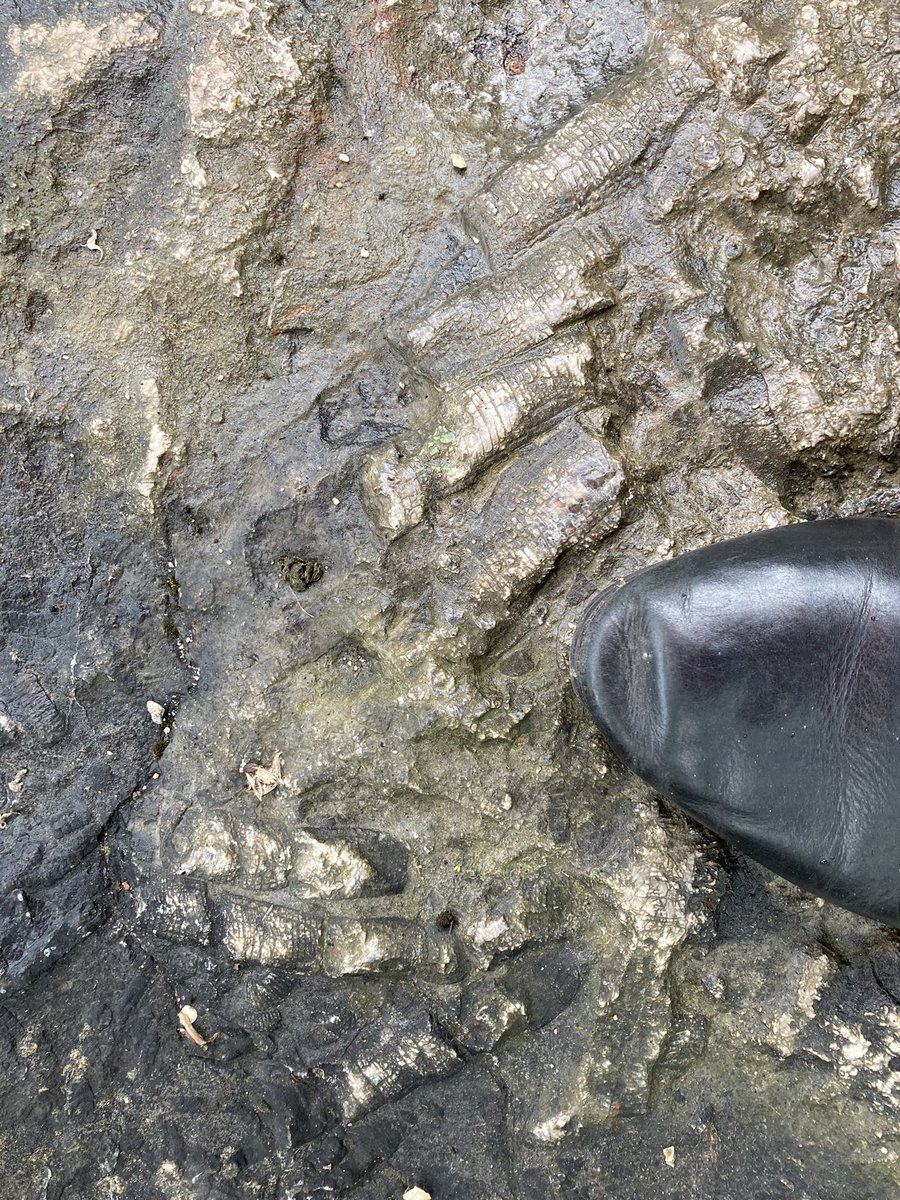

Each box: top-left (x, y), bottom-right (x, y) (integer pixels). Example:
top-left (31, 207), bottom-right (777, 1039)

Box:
top-left (1, 0), bottom-right (899, 1197)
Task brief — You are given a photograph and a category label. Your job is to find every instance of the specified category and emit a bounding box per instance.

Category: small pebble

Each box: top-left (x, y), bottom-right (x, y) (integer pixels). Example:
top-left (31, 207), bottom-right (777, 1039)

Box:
top-left (338, 152), bottom-right (350, 163)
top-left (451, 153), bottom-right (467, 170)
top-left (360, 248), bottom-right (370, 258)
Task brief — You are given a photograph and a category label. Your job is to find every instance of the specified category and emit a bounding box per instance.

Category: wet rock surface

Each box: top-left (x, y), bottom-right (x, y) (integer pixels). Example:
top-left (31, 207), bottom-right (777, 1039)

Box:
top-left (0, 1), bottom-right (899, 1197)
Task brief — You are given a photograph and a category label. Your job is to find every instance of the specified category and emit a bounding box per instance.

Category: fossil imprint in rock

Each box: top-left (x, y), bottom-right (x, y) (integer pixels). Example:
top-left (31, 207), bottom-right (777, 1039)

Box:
top-left (571, 518), bottom-right (900, 928)
top-left (105, 1), bottom-right (900, 1157)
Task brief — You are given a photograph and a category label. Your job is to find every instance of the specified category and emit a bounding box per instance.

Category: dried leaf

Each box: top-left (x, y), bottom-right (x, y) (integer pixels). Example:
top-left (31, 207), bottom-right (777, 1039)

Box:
top-left (242, 750), bottom-right (283, 799)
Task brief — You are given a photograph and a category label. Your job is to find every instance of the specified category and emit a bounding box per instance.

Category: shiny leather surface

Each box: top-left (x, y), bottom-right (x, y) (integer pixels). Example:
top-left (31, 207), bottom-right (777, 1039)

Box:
top-left (570, 518), bottom-right (900, 927)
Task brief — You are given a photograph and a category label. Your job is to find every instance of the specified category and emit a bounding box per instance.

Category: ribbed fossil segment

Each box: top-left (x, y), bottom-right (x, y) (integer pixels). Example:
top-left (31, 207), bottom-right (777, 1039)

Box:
top-left (384, 422), bottom-right (622, 667)
top-left (0, 667), bottom-right (64, 747)
top-left (466, 50), bottom-right (712, 256)
top-left (450, 420), bottom-right (623, 613)
top-left (171, 810), bottom-right (238, 882)
top-left (216, 895), bottom-right (322, 967)
top-left (293, 828), bottom-right (409, 900)
top-left (361, 331), bottom-right (596, 537)
top-left (405, 224), bottom-right (618, 382)
top-left (585, 951), bottom-right (678, 1116)
top-left (513, 811), bottom-right (704, 1140)
top-left (359, 451), bottom-right (425, 539)
top-left (226, 965), bottom-right (297, 1032)
top-left (171, 812), bottom-right (409, 898)
top-left (439, 332), bottom-right (596, 479)
top-left (323, 917), bottom-right (457, 979)
top-left (213, 899), bottom-right (455, 978)
top-left (461, 873), bottom-right (577, 964)
top-left (131, 877), bottom-right (211, 945)
top-left (328, 1003), bottom-right (461, 1122)
top-left (242, 822), bottom-right (293, 889)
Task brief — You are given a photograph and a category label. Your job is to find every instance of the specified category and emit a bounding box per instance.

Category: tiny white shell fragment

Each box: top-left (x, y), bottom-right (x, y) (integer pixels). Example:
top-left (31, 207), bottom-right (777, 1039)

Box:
top-left (147, 700), bottom-right (165, 725)
top-left (177, 1004), bottom-right (209, 1047)
top-left (7, 768), bottom-right (27, 793)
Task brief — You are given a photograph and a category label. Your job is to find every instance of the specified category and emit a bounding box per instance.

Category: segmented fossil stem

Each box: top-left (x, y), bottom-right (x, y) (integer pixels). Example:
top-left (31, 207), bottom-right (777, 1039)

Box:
top-left (216, 895), bottom-right (323, 967)
top-left (332, 1003), bottom-right (461, 1122)
top-left (171, 811), bottom-right (409, 898)
top-left (213, 896), bottom-right (457, 977)
top-left (466, 49), bottom-right (712, 257)
top-left (458, 420), bottom-right (623, 610)
top-left (361, 330), bottom-right (597, 538)
top-left (405, 224), bottom-right (618, 382)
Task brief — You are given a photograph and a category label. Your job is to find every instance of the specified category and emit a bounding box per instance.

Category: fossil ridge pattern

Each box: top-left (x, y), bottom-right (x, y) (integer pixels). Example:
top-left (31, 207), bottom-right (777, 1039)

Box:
top-left (1, 0), bottom-right (900, 1197)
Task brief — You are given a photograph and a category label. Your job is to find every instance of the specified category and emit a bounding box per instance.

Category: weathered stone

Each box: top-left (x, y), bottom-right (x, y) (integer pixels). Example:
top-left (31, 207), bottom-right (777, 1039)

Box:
top-left (3, 0), bottom-right (900, 1196)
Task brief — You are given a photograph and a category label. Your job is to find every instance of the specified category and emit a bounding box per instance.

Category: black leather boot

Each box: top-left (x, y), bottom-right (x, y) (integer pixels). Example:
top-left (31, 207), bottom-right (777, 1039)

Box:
top-left (570, 518), bottom-right (900, 927)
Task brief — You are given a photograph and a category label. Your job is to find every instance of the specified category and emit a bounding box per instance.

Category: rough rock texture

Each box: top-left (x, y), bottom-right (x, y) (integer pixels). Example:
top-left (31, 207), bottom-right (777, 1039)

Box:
top-left (1, 1), bottom-right (899, 1197)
